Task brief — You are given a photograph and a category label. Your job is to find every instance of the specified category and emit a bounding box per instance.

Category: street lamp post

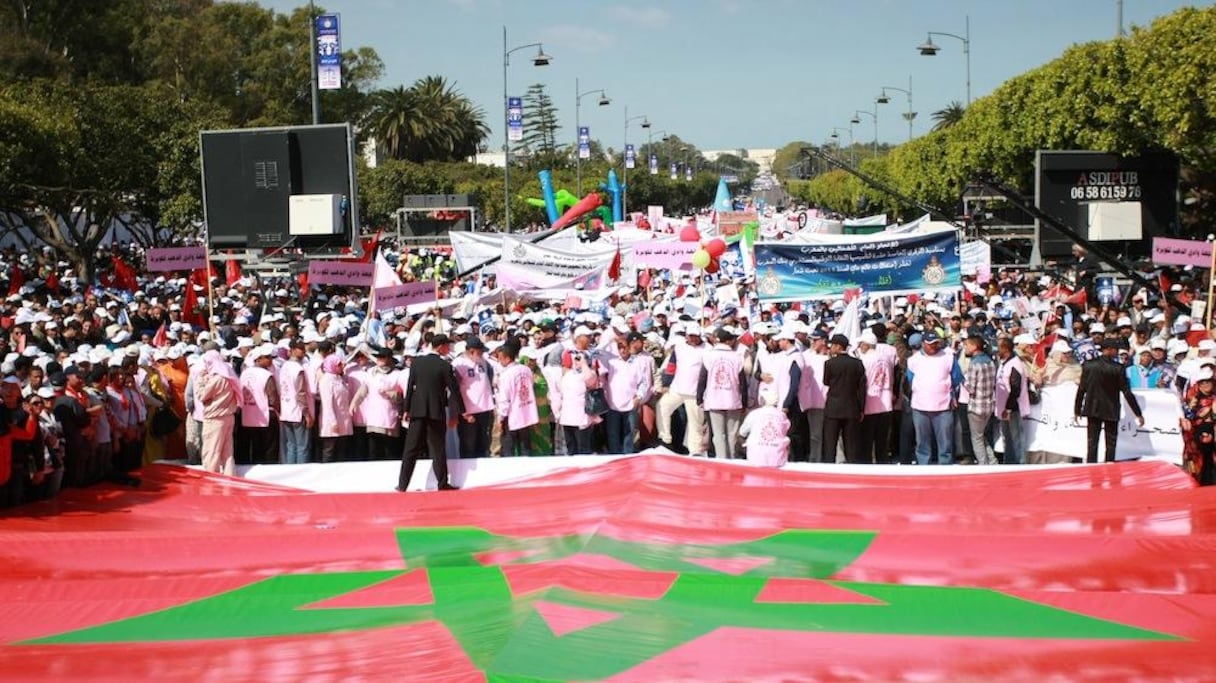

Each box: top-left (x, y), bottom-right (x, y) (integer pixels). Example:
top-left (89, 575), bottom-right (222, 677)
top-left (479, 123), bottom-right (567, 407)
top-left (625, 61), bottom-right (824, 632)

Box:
top-left (917, 15), bottom-right (971, 106)
top-left (876, 76), bottom-right (916, 141)
top-left (574, 78), bottom-right (610, 196)
top-left (502, 26), bottom-right (551, 233)
top-left (646, 129), bottom-right (667, 174)
top-left (829, 126), bottom-right (856, 166)
top-left (308, 0), bottom-right (319, 125)
top-left (850, 108), bottom-right (878, 156)
top-left (623, 105), bottom-right (650, 221)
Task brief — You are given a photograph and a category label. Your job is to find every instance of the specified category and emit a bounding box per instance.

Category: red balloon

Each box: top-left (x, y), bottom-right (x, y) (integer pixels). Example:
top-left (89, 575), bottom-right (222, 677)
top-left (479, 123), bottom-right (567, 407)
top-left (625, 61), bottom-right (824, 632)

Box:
top-left (679, 225), bottom-right (701, 243)
top-left (706, 238), bottom-right (727, 258)
top-left (706, 259), bottom-right (721, 274)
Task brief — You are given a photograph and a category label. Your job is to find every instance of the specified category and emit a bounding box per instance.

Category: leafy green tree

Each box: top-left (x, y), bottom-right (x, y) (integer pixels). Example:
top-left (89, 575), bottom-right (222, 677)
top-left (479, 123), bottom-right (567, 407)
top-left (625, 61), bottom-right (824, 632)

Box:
top-left (519, 83), bottom-right (559, 155)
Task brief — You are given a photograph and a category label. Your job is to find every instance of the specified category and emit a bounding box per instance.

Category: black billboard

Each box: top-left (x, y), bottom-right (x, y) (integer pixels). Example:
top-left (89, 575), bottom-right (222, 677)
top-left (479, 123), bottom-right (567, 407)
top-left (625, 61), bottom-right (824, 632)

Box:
top-left (1035, 150), bottom-right (1179, 259)
top-left (200, 124), bottom-right (358, 250)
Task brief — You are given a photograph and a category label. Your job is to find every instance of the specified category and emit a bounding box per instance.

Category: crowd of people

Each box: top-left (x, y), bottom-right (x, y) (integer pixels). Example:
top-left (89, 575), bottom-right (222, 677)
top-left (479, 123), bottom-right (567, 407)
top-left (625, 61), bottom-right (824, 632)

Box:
top-left (0, 237), bottom-right (1211, 507)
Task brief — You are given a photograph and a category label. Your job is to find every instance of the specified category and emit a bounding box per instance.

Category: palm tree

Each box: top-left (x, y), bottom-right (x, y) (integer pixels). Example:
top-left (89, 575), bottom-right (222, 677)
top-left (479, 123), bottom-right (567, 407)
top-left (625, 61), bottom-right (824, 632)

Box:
top-left (364, 76), bottom-right (489, 162)
top-left (931, 101), bottom-right (966, 131)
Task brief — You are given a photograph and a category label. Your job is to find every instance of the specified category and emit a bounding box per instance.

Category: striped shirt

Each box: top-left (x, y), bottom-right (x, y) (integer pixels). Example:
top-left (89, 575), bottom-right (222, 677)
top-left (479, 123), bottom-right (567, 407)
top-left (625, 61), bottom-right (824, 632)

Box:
top-left (964, 353), bottom-right (997, 418)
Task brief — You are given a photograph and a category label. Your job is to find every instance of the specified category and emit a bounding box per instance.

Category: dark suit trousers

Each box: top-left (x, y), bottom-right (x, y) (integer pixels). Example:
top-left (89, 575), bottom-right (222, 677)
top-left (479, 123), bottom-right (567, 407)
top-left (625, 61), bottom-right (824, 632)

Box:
top-left (1086, 419), bottom-right (1119, 463)
top-left (399, 418), bottom-right (450, 489)
top-left (858, 412), bottom-right (893, 464)
top-left (823, 417), bottom-right (861, 464)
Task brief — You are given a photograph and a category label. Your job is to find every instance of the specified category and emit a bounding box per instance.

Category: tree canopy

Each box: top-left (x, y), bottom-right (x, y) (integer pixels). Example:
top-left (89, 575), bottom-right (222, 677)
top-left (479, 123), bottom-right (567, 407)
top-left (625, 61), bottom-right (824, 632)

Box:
top-left (783, 6), bottom-right (1216, 234)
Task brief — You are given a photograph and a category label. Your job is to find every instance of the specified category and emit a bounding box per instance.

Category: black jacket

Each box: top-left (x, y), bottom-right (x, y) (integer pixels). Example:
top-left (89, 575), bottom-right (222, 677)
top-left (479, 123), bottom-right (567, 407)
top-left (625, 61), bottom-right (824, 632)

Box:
top-left (403, 353), bottom-right (464, 420)
top-left (1075, 357), bottom-right (1142, 421)
top-left (823, 354), bottom-right (867, 420)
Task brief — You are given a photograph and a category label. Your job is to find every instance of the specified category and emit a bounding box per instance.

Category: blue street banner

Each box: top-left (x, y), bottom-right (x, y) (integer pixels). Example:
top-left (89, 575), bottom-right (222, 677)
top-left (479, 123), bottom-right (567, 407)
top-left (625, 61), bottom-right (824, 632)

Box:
top-left (507, 97), bottom-right (523, 142)
top-left (649, 154), bottom-right (658, 175)
top-left (685, 164), bottom-right (693, 181)
top-left (754, 230), bottom-right (962, 302)
top-left (625, 144), bottom-right (636, 169)
top-left (315, 14), bottom-right (342, 90)
top-left (670, 162), bottom-right (678, 180)
top-left (578, 126), bottom-right (591, 160)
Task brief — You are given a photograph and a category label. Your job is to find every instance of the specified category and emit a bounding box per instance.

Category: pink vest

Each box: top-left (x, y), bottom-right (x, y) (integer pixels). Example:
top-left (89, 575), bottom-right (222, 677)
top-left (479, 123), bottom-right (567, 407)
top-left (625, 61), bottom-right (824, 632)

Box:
top-left (702, 346), bottom-right (744, 411)
top-left (744, 406), bottom-right (790, 467)
top-left (277, 360), bottom-right (311, 423)
top-left (557, 368), bottom-right (594, 428)
top-left (453, 355), bottom-right (494, 414)
top-left (496, 363), bottom-right (539, 430)
top-left (359, 367), bottom-right (401, 430)
top-left (801, 351), bottom-right (827, 410)
top-left (239, 365), bottom-right (274, 428)
top-left (346, 367), bottom-right (368, 427)
top-left (860, 349), bottom-right (895, 415)
top-left (760, 349), bottom-right (803, 410)
top-left (318, 373), bottom-right (354, 437)
top-left (908, 349), bottom-right (955, 412)
top-left (670, 342), bottom-right (706, 396)
top-left (995, 355), bottom-right (1031, 418)
top-left (604, 356), bottom-right (641, 412)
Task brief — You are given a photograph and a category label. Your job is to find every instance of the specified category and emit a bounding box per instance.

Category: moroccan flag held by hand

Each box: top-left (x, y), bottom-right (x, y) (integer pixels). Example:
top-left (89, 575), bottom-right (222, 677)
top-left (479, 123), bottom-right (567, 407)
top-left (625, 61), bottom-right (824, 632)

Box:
top-left (151, 322), bottom-right (169, 348)
top-left (111, 256), bottom-right (138, 292)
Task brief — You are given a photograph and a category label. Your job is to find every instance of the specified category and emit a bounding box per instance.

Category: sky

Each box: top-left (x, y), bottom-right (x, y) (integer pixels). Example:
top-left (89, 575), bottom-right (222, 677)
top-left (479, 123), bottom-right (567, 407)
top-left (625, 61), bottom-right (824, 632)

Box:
top-left (257, 0), bottom-right (1199, 152)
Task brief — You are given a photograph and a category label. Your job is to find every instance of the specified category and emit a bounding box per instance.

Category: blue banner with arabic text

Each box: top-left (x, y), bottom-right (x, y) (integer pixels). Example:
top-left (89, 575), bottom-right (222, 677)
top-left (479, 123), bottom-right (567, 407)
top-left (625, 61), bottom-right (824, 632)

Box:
top-left (753, 230), bottom-right (961, 302)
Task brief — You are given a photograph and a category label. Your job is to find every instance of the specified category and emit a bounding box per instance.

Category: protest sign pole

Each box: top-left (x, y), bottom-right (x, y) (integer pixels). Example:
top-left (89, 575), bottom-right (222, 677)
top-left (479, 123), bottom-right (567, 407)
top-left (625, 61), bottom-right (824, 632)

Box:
top-left (1207, 242), bottom-right (1216, 329)
top-left (205, 252), bottom-right (216, 335)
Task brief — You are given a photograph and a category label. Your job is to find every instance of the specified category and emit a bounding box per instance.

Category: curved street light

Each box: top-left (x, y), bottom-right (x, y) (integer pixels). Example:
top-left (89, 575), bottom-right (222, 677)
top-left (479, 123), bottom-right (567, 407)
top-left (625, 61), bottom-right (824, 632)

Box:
top-left (574, 78), bottom-right (611, 195)
top-left (851, 108), bottom-right (878, 156)
top-left (623, 106), bottom-right (650, 218)
top-left (502, 26), bottom-right (552, 232)
top-left (917, 15), bottom-right (970, 106)
top-left (876, 76), bottom-right (916, 141)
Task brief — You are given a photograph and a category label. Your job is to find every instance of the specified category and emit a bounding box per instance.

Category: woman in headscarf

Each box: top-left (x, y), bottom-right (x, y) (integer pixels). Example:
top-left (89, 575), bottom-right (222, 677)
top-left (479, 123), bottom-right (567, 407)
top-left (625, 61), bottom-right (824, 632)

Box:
top-left (317, 354), bottom-right (353, 463)
top-left (1182, 367), bottom-right (1216, 486)
top-left (194, 350), bottom-right (240, 475)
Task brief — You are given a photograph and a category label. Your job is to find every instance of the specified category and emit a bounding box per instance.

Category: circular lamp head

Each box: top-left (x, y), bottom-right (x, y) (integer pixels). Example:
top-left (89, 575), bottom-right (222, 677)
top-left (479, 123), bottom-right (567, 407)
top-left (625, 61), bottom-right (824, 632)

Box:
top-left (876, 93), bottom-right (890, 104)
top-left (532, 47), bottom-right (552, 66)
top-left (597, 94), bottom-right (611, 106)
top-left (849, 116), bottom-right (861, 125)
top-left (917, 38), bottom-right (939, 56)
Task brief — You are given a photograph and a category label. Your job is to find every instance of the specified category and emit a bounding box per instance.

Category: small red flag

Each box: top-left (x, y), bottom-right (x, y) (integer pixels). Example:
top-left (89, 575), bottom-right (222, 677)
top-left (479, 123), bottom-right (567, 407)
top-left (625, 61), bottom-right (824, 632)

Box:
top-left (607, 244), bottom-right (622, 283)
top-left (225, 254), bottom-right (241, 287)
top-left (358, 230), bottom-right (383, 264)
top-left (7, 267), bottom-right (23, 296)
top-left (111, 256), bottom-right (138, 292)
top-left (1064, 288), bottom-right (1087, 308)
top-left (152, 322), bottom-right (169, 348)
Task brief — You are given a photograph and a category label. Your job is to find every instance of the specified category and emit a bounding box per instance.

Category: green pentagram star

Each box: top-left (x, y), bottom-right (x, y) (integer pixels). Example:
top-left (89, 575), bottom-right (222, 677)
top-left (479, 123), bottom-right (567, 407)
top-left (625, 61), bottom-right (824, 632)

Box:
top-left (23, 526), bottom-right (1180, 681)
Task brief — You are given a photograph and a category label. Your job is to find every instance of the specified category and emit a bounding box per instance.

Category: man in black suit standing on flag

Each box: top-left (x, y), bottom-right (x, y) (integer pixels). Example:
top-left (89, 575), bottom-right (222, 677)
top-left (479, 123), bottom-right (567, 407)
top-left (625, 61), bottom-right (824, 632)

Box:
top-left (397, 334), bottom-right (465, 491)
top-left (1075, 337), bottom-right (1144, 463)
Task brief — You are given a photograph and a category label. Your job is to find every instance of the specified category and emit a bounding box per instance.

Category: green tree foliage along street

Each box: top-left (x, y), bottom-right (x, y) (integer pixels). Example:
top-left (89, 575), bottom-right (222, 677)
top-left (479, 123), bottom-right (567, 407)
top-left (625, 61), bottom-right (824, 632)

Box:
top-left (788, 7), bottom-right (1216, 233)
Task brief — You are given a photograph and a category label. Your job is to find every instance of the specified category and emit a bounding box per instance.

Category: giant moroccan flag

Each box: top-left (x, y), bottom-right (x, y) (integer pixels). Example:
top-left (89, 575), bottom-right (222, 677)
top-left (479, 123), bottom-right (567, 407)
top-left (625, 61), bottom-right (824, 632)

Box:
top-left (1, 457), bottom-right (1214, 681)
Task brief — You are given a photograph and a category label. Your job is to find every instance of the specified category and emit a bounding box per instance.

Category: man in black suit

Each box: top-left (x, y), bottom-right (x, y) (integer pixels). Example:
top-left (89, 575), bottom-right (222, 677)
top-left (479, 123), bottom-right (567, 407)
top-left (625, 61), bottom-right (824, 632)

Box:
top-left (397, 334), bottom-right (465, 491)
top-left (822, 334), bottom-right (867, 464)
top-left (1075, 338), bottom-right (1144, 463)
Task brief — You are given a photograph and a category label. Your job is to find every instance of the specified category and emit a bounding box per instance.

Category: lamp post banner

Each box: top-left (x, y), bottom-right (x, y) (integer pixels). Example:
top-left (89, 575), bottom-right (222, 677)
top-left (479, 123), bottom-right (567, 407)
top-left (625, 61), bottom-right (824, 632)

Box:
top-left (578, 126), bottom-right (591, 160)
top-left (754, 229), bottom-right (961, 301)
top-left (315, 14), bottom-right (342, 90)
top-left (507, 97), bottom-right (523, 142)
top-left (624, 144), bottom-right (635, 169)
